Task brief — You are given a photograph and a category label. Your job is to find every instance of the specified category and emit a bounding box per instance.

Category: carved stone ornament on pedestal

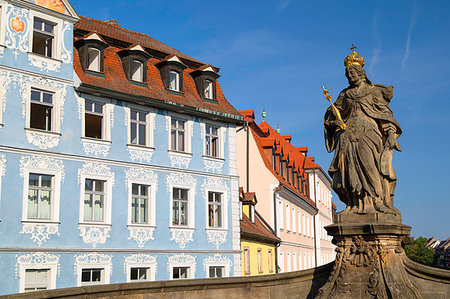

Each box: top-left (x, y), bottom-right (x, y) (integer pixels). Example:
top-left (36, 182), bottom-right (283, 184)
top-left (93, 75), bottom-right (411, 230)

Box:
top-left (317, 47), bottom-right (425, 299)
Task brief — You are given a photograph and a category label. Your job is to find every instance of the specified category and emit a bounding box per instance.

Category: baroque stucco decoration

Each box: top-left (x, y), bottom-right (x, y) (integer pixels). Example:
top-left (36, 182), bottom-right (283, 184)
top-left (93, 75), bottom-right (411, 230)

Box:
top-left (81, 139), bottom-right (111, 157)
top-left (77, 162), bottom-right (114, 186)
top-left (127, 147), bottom-right (154, 163)
top-left (167, 253), bottom-right (196, 276)
top-left (15, 252), bottom-right (60, 279)
top-left (206, 230), bottom-right (228, 250)
top-left (28, 56), bottom-right (61, 73)
top-left (169, 228), bottom-right (194, 249)
top-left (128, 227), bottom-right (155, 248)
top-left (203, 158), bottom-right (224, 173)
top-left (74, 253), bottom-right (112, 276)
top-left (25, 131), bottom-right (60, 150)
top-left (123, 254), bottom-right (157, 275)
top-left (78, 225), bottom-right (111, 248)
top-left (168, 153), bottom-right (191, 168)
top-left (203, 254), bottom-right (232, 275)
top-left (0, 154), bottom-right (6, 177)
top-left (5, 5), bottom-right (30, 58)
top-left (19, 155), bottom-right (65, 180)
top-left (20, 223), bottom-right (60, 247)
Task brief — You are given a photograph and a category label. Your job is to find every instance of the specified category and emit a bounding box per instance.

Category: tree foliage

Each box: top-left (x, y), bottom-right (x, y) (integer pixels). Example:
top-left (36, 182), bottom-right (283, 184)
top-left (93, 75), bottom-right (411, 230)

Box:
top-left (405, 237), bottom-right (434, 266)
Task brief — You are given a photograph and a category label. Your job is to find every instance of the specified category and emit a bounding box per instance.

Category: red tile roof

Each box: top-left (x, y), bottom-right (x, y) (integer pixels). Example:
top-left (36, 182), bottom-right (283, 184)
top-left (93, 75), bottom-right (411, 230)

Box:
top-left (240, 211), bottom-right (280, 244)
top-left (74, 16), bottom-right (242, 122)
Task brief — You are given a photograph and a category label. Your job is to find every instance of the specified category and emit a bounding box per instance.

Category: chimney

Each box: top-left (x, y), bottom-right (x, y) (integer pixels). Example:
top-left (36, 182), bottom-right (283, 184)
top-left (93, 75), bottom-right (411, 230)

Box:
top-left (106, 19), bottom-right (119, 26)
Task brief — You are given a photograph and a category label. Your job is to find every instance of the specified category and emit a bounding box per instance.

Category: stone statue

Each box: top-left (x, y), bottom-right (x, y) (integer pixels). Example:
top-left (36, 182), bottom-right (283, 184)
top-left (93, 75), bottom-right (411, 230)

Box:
top-left (324, 47), bottom-right (402, 217)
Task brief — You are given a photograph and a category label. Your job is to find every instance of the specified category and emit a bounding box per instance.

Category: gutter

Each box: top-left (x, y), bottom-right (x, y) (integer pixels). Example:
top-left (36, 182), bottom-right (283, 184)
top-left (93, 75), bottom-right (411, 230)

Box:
top-left (77, 84), bottom-right (244, 124)
top-left (273, 184), bottom-right (284, 273)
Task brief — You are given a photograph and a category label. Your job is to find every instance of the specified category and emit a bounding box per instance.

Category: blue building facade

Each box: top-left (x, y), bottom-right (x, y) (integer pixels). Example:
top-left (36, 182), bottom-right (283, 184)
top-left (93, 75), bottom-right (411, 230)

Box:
top-left (0, 0), bottom-right (242, 294)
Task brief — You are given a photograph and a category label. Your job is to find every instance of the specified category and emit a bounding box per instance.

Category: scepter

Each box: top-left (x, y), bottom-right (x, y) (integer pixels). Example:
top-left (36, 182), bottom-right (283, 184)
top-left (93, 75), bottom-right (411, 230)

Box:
top-left (322, 86), bottom-right (347, 130)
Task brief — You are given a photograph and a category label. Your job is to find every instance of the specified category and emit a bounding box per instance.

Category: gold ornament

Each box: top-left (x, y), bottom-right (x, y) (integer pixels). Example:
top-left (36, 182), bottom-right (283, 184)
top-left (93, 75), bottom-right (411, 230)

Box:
top-left (344, 44), bottom-right (365, 68)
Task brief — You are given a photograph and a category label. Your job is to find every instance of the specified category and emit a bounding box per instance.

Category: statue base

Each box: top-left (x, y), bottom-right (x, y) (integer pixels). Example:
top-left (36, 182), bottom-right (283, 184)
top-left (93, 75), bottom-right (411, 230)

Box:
top-left (316, 222), bottom-right (422, 299)
top-left (335, 210), bottom-right (402, 224)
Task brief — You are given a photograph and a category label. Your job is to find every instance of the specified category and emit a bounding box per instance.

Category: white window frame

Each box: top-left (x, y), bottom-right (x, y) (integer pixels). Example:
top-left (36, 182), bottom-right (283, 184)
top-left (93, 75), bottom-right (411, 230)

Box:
top-left (125, 256), bottom-right (157, 282)
top-left (257, 248), bottom-right (263, 273)
top-left (80, 97), bottom-right (113, 142)
top-left (21, 169), bottom-right (62, 223)
top-left (169, 70), bottom-right (180, 92)
top-left (243, 247), bottom-right (250, 275)
top-left (28, 11), bottom-right (62, 60)
top-left (268, 249), bottom-right (273, 273)
top-left (25, 83), bottom-right (62, 134)
top-left (204, 259), bottom-right (231, 278)
top-left (0, 3), bottom-right (7, 47)
top-left (130, 59), bottom-right (144, 82)
top-left (278, 251), bottom-right (284, 273)
top-left (169, 186), bottom-right (194, 229)
top-left (168, 254), bottom-right (196, 280)
top-left (125, 105), bottom-right (155, 148)
top-left (287, 251), bottom-right (291, 272)
top-left (19, 265), bottom-right (57, 293)
top-left (167, 113), bottom-right (193, 154)
top-left (127, 179), bottom-right (156, 227)
top-left (297, 210), bottom-right (301, 235)
top-left (203, 123), bottom-right (223, 158)
top-left (292, 207), bottom-right (296, 233)
top-left (302, 213), bottom-right (306, 236)
top-left (204, 184), bottom-right (228, 230)
top-left (78, 173), bottom-right (113, 225)
top-left (299, 251), bottom-right (302, 270)
top-left (80, 268), bottom-right (105, 286)
top-left (278, 199), bottom-right (283, 231)
top-left (204, 79), bottom-right (213, 99)
top-left (75, 253), bottom-right (111, 287)
top-left (87, 47), bottom-right (101, 72)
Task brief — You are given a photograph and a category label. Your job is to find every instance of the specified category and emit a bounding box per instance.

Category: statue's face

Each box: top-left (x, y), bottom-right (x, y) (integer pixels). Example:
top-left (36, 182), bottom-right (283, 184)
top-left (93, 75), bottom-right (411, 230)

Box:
top-left (346, 66), bottom-right (363, 86)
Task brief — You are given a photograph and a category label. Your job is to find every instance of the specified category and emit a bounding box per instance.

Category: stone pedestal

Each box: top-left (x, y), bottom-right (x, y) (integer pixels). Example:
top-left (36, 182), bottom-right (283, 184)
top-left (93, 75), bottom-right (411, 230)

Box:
top-left (316, 221), bottom-right (423, 299)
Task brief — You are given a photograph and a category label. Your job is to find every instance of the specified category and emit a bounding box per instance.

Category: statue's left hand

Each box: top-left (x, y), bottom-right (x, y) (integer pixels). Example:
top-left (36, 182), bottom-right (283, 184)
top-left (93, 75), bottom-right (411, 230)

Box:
top-left (385, 131), bottom-right (400, 150)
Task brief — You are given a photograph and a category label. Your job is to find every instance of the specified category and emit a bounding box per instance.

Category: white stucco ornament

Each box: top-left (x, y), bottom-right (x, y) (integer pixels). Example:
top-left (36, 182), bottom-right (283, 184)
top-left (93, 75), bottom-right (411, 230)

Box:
top-left (78, 225), bottom-right (111, 248)
top-left (127, 226), bottom-right (155, 248)
top-left (20, 223), bottom-right (60, 247)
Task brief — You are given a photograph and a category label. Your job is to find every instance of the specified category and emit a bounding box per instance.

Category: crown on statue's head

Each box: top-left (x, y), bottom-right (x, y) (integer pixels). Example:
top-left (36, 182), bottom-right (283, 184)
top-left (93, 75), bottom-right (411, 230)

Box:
top-left (344, 45), bottom-right (365, 68)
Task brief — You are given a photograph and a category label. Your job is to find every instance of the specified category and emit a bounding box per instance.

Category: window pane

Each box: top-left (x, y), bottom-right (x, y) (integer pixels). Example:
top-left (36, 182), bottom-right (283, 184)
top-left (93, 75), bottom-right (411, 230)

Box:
top-left (92, 269), bottom-right (101, 282)
top-left (138, 112), bottom-right (146, 122)
top-left (34, 20), bottom-right (42, 30)
top-left (180, 189), bottom-right (188, 200)
top-left (132, 184), bottom-right (139, 195)
top-left (170, 130), bottom-right (176, 151)
top-left (180, 201), bottom-right (187, 225)
top-left (215, 205), bottom-right (222, 227)
top-left (131, 60), bottom-right (143, 82)
top-left (30, 103), bottom-right (52, 131)
top-left (138, 123), bottom-right (146, 145)
top-left (85, 114), bottom-right (102, 139)
top-left (41, 175), bottom-right (52, 187)
top-left (94, 102), bottom-right (102, 114)
top-left (169, 71), bottom-right (179, 91)
top-left (87, 48), bottom-right (100, 72)
top-left (85, 100), bottom-right (93, 112)
top-left (81, 270), bottom-right (91, 282)
top-left (140, 185), bottom-right (148, 196)
top-left (84, 194), bottom-right (93, 221)
top-left (42, 92), bottom-right (53, 104)
top-left (31, 90), bottom-right (41, 102)
top-left (140, 198), bottom-right (147, 223)
top-left (172, 201), bottom-right (179, 225)
top-left (40, 190), bottom-right (51, 219)
top-left (131, 197), bottom-right (138, 223)
top-left (130, 122), bottom-right (137, 144)
top-left (44, 23), bottom-right (53, 33)
top-left (27, 190), bottom-right (38, 218)
top-left (29, 174), bottom-right (39, 186)
top-left (177, 131), bottom-right (185, 151)
top-left (93, 194), bottom-right (103, 222)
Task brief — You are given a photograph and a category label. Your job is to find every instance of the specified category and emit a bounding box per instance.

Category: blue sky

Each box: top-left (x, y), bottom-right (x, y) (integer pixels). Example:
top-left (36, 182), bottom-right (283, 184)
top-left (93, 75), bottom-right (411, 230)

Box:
top-left (73, 0), bottom-right (450, 239)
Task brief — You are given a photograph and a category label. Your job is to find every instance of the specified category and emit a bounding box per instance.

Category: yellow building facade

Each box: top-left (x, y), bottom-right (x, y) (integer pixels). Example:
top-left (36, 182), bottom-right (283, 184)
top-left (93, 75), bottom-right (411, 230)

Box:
top-left (240, 189), bottom-right (280, 276)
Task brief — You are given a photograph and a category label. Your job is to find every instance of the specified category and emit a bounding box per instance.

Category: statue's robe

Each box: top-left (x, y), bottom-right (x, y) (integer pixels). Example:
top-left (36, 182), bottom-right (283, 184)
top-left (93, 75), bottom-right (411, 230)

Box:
top-left (324, 83), bottom-right (401, 211)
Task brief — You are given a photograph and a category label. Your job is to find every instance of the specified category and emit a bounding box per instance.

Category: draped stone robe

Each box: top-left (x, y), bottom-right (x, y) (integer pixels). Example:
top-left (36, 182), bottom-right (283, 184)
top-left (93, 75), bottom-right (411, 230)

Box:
top-left (324, 83), bottom-right (401, 213)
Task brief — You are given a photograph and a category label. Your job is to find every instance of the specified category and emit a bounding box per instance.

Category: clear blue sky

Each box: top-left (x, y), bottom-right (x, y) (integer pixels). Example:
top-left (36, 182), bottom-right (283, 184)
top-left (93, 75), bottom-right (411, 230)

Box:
top-left (73, 0), bottom-right (450, 240)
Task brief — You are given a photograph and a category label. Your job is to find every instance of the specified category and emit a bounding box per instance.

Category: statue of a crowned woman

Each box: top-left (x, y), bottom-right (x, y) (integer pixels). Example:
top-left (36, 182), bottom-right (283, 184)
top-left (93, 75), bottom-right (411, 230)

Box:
top-left (324, 48), bottom-right (402, 216)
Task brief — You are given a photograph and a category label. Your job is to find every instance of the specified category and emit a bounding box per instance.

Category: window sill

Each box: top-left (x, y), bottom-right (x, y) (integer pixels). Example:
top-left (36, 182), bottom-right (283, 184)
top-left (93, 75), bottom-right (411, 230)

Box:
top-left (127, 144), bottom-right (154, 150)
top-left (78, 222), bottom-right (112, 227)
top-left (169, 226), bottom-right (195, 231)
top-left (206, 227), bottom-right (227, 232)
top-left (22, 220), bottom-right (60, 224)
top-left (25, 127), bottom-right (61, 136)
top-left (127, 223), bottom-right (155, 228)
top-left (168, 150), bottom-right (192, 156)
top-left (202, 97), bottom-right (219, 104)
top-left (202, 155), bottom-right (225, 161)
top-left (167, 89), bottom-right (185, 97)
top-left (81, 137), bottom-right (111, 144)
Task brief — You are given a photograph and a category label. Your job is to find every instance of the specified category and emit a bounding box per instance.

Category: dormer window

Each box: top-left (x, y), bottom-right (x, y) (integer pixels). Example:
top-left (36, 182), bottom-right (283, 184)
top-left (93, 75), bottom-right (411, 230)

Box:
top-left (118, 45), bottom-right (151, 86)
top-left (204, 80), bottom-right (213, 99)
top-left (191, 66), bottom-right (220, 102)
top-left (130, 60), bottom-right (144, 82)
top-left (169, 70), bottom-right (180, 92)
top-left (75, 33), bottom-right (108, 76)
top-left (156, 56), bottom-right (187, 94)
top-left (33, 18), bottom-right (55, 57)
top-left (87, 48), bottom-right (101, 72)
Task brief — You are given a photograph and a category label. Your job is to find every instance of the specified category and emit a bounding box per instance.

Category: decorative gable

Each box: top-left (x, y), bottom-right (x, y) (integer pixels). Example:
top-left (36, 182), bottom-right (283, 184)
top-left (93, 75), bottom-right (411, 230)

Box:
top-left (23, 0), bottom-right (78, 18)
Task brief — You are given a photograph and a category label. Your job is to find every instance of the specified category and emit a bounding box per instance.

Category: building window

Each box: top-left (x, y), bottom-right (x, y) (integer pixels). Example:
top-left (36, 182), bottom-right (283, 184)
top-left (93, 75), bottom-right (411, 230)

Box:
top-left (292, 207), bottom-right (296, 233)
top-left (268, 249), bottom-right (274, 273)
top-left (130, 110), bottom-right (147, 146)
top-left (208, 191), bottom-right (222, 228)
top-left (244, 247), bottom-right (250, 275)
top-left (83, 179), bottom-right (105, 222)
top-left (172, 267), bottom-right (189, 279)
top-left (204, 79), bottom-right (213, 99)
top-left (286, 203), bottom-right (290, 232)
top-left (24, 269), bottom-right (49, 292)
top-left (33, 18), bottom-right (54, 57)
top-left (30, 89), bottom-right (53, 131)
top-left (169, 70), bottom-right (180, 91)
top-left (257, 248), bottom-right (263, 273)
top-left (172, 188), bottom-right (188, 226)
top-left (205, 124), bottom-right (219, 157)
top-left (27, 173), bottom-right (53, 220)
top-left (84, 100), bottom-right (103, 139)
top-left (87, 47), bottom-right (101, 72)
top-left (130, 60), bottom-right (144, 82)
top-left (130, 267), bottom-right (150, 281)
top-left (131, 184), bottom-right (149, 224)
top-left (81, 268), bottom-right (103, 285)
top-left (170, 118), bottom-right (185, 151)
top-left (279, 158), bottom-right (283, 177)
top-left (209, 266), bottom-right (224, 278)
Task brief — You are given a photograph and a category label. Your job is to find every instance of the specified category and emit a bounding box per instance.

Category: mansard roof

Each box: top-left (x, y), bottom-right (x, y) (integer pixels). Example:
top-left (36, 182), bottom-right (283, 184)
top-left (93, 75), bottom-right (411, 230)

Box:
top-left (73, 16), bottom-right (242, 123)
